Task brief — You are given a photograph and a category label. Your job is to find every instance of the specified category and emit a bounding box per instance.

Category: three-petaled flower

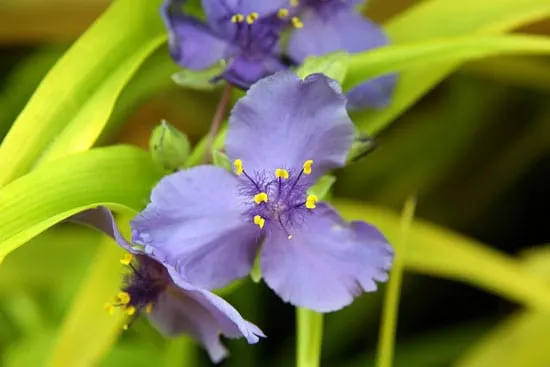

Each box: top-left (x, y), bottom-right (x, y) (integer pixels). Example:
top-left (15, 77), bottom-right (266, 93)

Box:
top-left (72, 207), bottom-right (264, 363)
top-left (131, 71), bottom-right (394, 312)
top-left (161, 0), bottom-right (290, 88)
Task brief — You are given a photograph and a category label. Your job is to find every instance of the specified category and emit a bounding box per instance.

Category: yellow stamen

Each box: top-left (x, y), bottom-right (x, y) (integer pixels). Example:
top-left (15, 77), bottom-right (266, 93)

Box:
top-left (116, 291), bottom-right (131, 305)
top-left (234, 159), bottom-right (243, 175)
top-left (291, 16), bottom-right (303, 28)
top-left (145, 303), bottom-right (154, 314)
top-left (231, 13), bottom-right (244, 23)
top-left (119, 253), bottom-right (133, 266)
top-left (290, 0), bottom-right (299, 7)
top-left (126, 306), bottom-right (137, 316)
top-left (278, 8), bottom-right (289, 18)
top-left (104, 302), bottom-right (115, 315)
top-left (275, 168), bottom-right (289, 179)
top-left (254, 215), bottom-right (265, 229)
top-left (306, 194), bottom-right (318, 209)
top-left (246, 12), bottom-right (259, 24)
top-left (253, 192), bottom-right (268, 204)
top-left (303, 160), bottom-right (313, 175)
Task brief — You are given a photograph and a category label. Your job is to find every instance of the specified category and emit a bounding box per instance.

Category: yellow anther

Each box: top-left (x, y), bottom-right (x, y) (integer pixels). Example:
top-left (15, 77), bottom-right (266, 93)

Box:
top-left (116, 291), bottom-right (131, 305)
top-left (119, 253), bottom-right (133, 266)
top-left (291, 16), bottom-right (303, 28)
top-left (104, 302), bottom-right (115, 315)
top-left (306, 194), bottom-right (318, 209)
top-left (254, 215), bottom-right (265, 229)
top-left (231, 13), bottom-right (244, 23)
top-left (278, 8), bottom-right (289, 18)
top-left (254, 192), bottom-right (268, 204)
top-left (246, 12), bottom-right (259, 24)
top-left (234, 159), bottom-right (243, 175)
top-left (275, 168), bottom-right (289, 179)
top-left (145, 303), bottom-right (154, 314)
top-left (303, 160), bottom-right (313, 175)
top-left (290, 0), bottom-right (299, 7)
top-left (126, 306), bottom-right (137, 316)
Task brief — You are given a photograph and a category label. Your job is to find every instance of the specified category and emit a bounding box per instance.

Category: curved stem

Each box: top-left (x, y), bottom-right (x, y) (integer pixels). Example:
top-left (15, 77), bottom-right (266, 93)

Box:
top-left (202, 83), bottom-right (232, 163)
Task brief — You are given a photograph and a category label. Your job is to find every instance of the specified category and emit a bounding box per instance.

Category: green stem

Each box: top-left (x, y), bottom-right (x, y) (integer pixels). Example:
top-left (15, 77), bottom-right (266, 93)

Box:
top-left (164, 337), bottom-right (196, 367)
top-left (202, 83), bottom-right (232, 163)
top-left (376, 195), bottom-right (417, 367)
top-left (296, 307), bottom-right (324, 367)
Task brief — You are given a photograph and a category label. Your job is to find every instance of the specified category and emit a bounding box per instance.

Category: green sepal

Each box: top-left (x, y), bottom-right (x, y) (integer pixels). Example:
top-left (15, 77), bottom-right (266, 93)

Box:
top-left (149, 120), bottom-right (191, 172)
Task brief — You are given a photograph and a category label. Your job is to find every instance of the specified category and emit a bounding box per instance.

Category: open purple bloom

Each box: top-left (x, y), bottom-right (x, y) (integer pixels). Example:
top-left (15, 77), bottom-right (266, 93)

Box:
top-left (286, 0), bottom-right (396, 110)
top-left (132, 71), bottom-right (394, 312)
top-left (161, 0), bottom-right (290, 88)
top-left (72, 207), bottom-right (264, 363)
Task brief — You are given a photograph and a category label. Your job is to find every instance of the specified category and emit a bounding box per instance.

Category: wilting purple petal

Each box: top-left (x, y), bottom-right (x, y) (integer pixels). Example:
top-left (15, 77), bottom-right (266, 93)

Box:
top-left (131, 166), bottom-right (260, 290)
top-left (261, 203), bottom-right (393, 312)
top-left (223, 55), bottom-right (286, 89)
top-left (345, 73), bottom-right (397, 110)
top-left (225, 71), bottom-right (354, 180)
top-left (287, 8), bottom-right (389, 62)
top-left (69, 207), bottom-right (136, 253)
top-left (162, 3), bottom-right (229, 70)
top-left (150, 269), bottom-right (264, 363)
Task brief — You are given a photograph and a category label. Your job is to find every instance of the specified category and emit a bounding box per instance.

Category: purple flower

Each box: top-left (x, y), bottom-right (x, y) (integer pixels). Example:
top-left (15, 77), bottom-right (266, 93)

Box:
top-left (286, 0), bottom-right (396, 110)
top-left (72, 207), bottom-right (264, 363)
top-left (161, 0), bottom-right (290, 88)
top-left (131, 71), bottom-right (394, 312)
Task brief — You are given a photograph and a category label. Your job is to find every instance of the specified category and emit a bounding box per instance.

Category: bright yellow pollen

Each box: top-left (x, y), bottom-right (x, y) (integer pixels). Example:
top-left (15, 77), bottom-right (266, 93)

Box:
top-left (234, 159), bottom-right (243, 175)
top-left (246, 12), bottom-right (259, 24)
top-left (126, 306), bottom-right (137, 316)
top-left (303, 160), bottom-right (313, 175)
top-left (278, 8), bottom-right (289, 18)
top-left (306, 194), bottom-right (318, 209)
top-left (291, 16), bottom-right (303, 28)
top-left (145, 303), bottom-right (154, 314)
top-left (231, 13), bottom-right (244, 23)
top-left (254, 192), bottom-right (268, 204)
top-left (104, 302), bottom-right (115, 315)
top-left (119, 253), bottom-right (133, 266)
top-left (117, 291), bottom-right (131, 305)
top-left (254, 215), bottom-right (265, 229)
top-left (275, 168), bottom-right (289, 179)
top-left (290, 0), bottom-right (299, 7)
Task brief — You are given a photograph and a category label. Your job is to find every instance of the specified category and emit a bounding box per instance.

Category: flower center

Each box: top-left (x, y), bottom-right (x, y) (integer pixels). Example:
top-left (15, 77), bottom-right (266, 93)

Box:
top-left (233, 159), bottom-right (318, 239)
top-left (104, 254), bottom-right (168, 330)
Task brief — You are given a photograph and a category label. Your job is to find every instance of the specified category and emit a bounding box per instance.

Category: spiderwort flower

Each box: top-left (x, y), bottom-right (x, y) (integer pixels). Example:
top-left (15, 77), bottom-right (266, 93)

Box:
top-left (72, 207), bottom-right (264, 363)
top-left (162, 0), bottom-right (290, 88)
top-left (285, 0), bottom-right (396, 110)
top-left (131, 71), bottom-right (394, 312)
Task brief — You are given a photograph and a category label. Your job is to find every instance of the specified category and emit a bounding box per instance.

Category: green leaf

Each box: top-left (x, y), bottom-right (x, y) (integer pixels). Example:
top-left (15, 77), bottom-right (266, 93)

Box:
top-left (349, 0), bottom-right (550, 134)
top-left (296, 52), bottom-right (351, 84)
top-left (376, 196), bottom-right (416, 367)
top-left (307, 175), bottom-right (336, 201)
top-left (333, 200), bottom-right (550, 311)
top-left (149, 120), bottom-right (191, 172)
top-left (0, 0), bottom-right (166, 186)
top-left (296, 308), bottom-right (324, 367)
top-left (171, 63), bottom-right (225, 90)
top-left (0, 145), bottom-right (162, 258)
top-left (46, 231), bottom-right (128, 367)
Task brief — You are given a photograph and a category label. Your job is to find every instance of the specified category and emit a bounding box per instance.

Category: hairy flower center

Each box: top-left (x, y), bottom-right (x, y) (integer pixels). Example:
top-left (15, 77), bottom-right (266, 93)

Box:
top-left (234, 159), bottom-right (318, 239)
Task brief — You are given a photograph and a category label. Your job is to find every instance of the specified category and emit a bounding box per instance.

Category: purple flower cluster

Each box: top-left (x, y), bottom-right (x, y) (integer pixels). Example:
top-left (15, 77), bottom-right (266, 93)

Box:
top-left (162, 0), bottom-right (396, 109)
top-left (75, 71), bottom-right (393, 362)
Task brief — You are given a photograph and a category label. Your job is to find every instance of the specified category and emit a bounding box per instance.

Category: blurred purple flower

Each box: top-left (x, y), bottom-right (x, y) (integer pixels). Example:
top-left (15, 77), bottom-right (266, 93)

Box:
top-left (131, 72), bottom-right (394, 312)
top-left (72, 207), bottom-right (264, 363)
top-left (286, 0), bottom-right (396, 110)
top-left (161, 0), bottom-right (290, 88)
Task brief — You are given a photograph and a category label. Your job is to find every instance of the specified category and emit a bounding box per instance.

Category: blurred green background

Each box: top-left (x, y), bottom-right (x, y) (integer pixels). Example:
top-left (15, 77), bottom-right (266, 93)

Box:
top-left (2, 0), bottom-right (550, 366)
